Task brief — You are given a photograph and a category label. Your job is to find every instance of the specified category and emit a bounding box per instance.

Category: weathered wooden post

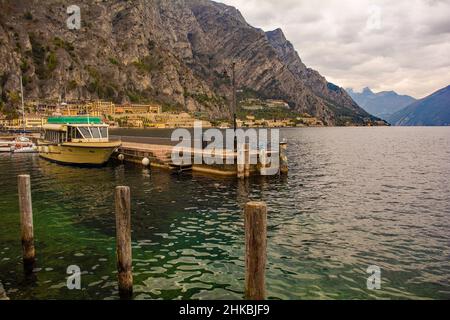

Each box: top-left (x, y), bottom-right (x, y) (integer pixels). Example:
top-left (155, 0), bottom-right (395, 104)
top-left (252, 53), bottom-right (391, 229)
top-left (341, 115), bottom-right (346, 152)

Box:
top-left (244, 143), bottom-right (251, 178)
top-left (115, 186), bottom-right (133, 298)
top-left (244, 201), bottom-right (267, 300)
top-left (279, 142), bottom-right (288, 175)
top-left (237, 144), bottom-right (245, 179)
top-left (18, 175), bottom-right (35, 272)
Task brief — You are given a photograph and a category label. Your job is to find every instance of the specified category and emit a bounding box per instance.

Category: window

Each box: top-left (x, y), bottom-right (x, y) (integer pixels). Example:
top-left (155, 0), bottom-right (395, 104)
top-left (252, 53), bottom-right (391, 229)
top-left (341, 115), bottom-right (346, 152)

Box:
top-left (100, 127), bottom-right (108, 139)
top-left (46, 131), bottom-right (59, 143)
top-left (78, 127), bottom-right (92, 139)
top-left (73, 127), bottom-right (82, 139)
top-left (91, 127), bottom-right (101, 139)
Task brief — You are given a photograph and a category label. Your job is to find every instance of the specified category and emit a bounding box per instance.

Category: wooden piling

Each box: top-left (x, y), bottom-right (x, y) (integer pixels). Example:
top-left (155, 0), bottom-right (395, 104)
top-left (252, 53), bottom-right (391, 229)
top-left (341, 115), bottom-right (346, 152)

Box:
top-left (279, 142), bottom-right (288, 175)
top-left (237, 144), bottom-right (245, 179)
top-left (244, 201), bottom-right (267, 300)
top-left (18, 175), bottom-right (35, 272)
top-left (244, 143), bottom-right (251, 178)
top-left (115, 186), bottom-right (133, 298)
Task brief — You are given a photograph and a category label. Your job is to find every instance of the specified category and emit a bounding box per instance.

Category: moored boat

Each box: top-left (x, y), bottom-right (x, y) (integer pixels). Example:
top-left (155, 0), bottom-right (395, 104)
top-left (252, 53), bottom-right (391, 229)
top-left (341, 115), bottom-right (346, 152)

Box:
top-left (7, 76), bottom-right (38, 154)
top-left (0, 140), bottom-right (13, 153)
top-left (38, 117), bottom-right (121, 165)
top-left (12, 136), bottom-right (37, 153)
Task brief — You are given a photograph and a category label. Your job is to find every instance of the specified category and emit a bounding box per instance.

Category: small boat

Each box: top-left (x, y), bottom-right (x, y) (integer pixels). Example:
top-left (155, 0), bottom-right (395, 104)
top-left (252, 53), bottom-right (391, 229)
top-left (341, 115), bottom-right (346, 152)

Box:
top-left (11, 76), bottom-right (37, 154)
top-left (12, 136), bottom-right (37, 153)
top-left (38, 116), bottom-right (121, 165)
top-left (13, 146), bottom-right (37, 153)
top-left (0, 140), bottom-right (13, 153)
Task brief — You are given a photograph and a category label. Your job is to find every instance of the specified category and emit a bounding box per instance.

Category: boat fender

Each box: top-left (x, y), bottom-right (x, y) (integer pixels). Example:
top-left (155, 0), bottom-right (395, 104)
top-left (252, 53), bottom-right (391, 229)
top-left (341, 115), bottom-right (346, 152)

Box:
top-left (142, 157), bottom-right (150, 166)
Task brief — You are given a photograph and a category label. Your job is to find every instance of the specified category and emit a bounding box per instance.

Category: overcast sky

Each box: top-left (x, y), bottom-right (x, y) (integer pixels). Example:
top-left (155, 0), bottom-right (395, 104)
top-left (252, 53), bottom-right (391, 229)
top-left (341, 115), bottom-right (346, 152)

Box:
top-left (217, 0), bottom-right (450, 98)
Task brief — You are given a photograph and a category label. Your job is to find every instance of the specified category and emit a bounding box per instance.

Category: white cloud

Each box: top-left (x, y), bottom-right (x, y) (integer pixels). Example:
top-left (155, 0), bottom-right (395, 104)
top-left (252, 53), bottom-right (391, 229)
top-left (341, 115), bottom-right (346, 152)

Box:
top-left (216, 0), bottom-right (450, 98)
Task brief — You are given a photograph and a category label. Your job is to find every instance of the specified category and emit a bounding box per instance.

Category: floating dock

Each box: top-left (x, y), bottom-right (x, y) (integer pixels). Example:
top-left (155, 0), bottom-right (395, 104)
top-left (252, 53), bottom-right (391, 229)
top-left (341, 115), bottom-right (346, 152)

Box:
top-left (114, 141), bottom-right (288, 177)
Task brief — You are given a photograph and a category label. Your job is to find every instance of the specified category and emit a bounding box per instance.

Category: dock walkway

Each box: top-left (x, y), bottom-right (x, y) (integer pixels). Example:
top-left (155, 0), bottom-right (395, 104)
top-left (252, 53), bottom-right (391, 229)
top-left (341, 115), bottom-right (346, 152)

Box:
top-left (115, 140), bottom-right (283, 177)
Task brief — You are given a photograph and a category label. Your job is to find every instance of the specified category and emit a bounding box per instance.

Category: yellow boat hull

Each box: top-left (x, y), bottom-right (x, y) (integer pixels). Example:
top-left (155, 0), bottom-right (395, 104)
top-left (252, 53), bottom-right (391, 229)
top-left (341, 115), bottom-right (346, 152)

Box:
top-left (38, 141), bottom-right (121, 165)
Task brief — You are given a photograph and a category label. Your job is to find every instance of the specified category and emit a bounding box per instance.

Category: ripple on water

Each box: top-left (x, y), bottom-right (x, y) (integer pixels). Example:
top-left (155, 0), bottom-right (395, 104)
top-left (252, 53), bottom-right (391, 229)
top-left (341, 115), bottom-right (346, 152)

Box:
top-left (1, 128), bottom-right (450, 299)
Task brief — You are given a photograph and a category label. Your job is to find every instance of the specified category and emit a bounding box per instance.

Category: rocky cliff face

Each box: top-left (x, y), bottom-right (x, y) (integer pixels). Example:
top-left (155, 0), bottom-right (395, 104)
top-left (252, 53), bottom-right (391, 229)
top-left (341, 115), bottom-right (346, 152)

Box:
top-left (266, 28), bottom-right (367, 122)
top-left (0, 0), bottom-right (230, 118)
top-left (0, 0), bottom-right (380, 125)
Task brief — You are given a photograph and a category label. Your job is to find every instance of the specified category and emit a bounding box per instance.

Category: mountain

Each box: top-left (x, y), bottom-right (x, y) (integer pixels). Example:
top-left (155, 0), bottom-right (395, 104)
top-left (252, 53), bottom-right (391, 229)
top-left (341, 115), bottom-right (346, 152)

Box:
top-left (347, 87), bottom-right (416, 119)
top-left (387, 85), bottom-right (450, 126)
top-left (266, 29), bottom-right (372, 125)
top-left (0, 0), bottom-right (381, 125)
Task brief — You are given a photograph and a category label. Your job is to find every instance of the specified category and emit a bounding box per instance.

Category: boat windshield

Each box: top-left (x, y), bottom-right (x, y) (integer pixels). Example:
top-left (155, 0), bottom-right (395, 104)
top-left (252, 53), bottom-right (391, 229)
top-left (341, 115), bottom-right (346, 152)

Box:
top-left (73, 126), bottom-right (108, 140)
top-left (44, 124), bottom-right (109, 143)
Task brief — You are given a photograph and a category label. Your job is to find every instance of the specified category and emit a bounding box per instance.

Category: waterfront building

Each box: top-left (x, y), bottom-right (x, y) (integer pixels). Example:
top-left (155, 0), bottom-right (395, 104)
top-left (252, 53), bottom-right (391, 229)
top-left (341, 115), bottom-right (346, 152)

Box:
top-left (241, 98), bottom-right (290, 110)
top-left (24, 114), bottom-right (47, 129)
top-left (110, 112), bottom-right (211, 129)
top-left (115, 104), bottom-right (162, 115)
top-left (0, 115), bottom-right (47, 130)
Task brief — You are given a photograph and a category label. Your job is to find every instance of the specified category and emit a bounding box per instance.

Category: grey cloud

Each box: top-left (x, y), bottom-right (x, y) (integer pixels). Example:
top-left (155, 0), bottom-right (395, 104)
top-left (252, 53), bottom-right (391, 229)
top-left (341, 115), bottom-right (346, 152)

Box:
top-left (217, 0), bottom-right (450, 97)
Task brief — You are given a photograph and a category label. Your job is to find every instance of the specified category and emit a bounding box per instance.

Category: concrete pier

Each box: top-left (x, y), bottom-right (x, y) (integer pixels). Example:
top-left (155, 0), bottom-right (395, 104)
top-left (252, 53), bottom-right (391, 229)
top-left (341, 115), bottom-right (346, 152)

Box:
top-left (114, 141), bottom-right (283, 177)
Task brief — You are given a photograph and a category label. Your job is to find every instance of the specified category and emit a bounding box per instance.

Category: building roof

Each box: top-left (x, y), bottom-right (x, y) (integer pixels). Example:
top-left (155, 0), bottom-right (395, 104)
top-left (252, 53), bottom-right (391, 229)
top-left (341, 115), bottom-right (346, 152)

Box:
top-left (43, 124), bottom-right (68, 132)
top-left (47, 116), bottom-right (103, 125)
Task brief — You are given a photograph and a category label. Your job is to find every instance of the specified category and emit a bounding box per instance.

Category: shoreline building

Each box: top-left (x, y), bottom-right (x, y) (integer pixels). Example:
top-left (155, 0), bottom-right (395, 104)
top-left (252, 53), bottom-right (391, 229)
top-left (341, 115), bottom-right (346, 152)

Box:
top-left (0, 114), bottom-right (47, 130)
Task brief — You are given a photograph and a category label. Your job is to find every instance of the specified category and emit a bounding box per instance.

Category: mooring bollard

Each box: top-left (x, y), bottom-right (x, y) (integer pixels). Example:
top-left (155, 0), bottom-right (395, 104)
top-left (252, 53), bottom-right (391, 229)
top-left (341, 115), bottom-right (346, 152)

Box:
top-left (244, 143), bottom-right (251, 178)
top-left (18, 175), bottom-right (36, 272)
top-left (279, 142), bottom-right (288, 175)
top-left (244, 201), bottom-right (267, 300)
top-left (115, 186), bottom-right (133, 298)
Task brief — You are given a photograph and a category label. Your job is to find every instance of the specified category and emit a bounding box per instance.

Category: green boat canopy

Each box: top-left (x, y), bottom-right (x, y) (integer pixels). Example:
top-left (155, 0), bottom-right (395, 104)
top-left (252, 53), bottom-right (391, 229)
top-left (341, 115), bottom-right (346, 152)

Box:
top-left (47, 117), bottom-right (103, 125)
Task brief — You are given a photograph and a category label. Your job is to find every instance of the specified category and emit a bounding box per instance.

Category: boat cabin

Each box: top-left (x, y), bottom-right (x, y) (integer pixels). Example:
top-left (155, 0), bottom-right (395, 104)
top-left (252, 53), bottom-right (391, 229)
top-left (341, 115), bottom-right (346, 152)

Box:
top-left (42, 117), bottom-right (110, 144)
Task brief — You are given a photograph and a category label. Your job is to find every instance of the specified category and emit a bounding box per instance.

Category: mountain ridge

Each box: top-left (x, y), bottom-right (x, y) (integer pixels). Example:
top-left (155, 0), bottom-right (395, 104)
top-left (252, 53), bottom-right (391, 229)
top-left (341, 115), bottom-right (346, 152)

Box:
top-left (347, 87), bottom-right (417, 120)
top-left (0, 0), bottom-right (382, 125)
top-left (387, 85), bottom-right (450, 126)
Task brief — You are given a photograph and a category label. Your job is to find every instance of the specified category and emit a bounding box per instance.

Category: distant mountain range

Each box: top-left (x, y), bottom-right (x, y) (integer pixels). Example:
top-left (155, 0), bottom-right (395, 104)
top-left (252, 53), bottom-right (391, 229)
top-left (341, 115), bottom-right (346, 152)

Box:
top-left (387, 85), bottom-right (450, 126)
top-left (347, 87), bottom-right (417, 120)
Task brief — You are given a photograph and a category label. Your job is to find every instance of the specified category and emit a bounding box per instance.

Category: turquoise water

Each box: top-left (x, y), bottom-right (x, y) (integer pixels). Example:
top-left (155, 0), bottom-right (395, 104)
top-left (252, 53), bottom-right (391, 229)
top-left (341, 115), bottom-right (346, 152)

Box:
top-left (0, 127), bottom-right (449, 300)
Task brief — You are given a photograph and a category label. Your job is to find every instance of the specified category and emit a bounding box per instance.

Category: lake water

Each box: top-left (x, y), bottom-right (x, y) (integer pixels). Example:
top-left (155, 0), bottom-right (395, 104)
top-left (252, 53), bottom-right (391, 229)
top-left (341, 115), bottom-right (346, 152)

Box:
top-left (0, 127), bottom-right (449, 300)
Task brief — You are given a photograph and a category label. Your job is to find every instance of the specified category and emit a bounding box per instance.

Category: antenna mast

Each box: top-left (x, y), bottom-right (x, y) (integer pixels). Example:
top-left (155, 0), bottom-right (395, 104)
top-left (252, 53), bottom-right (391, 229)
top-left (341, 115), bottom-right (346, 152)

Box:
top-left (20, 75), bottom-right (25, 134)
